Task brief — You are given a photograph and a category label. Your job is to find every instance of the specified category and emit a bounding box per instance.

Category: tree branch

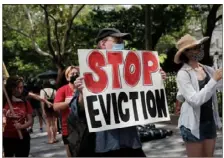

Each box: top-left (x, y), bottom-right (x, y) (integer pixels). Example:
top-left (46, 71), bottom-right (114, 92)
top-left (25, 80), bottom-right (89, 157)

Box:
top-left (3, 21), bottom-right (30, 38)
top-left (48, 14), bottom-right (61, 54)
top-left (4, 20), bottom-right (52, 58)
top-left (215, 14), bottom-right (222, 22)
top-left (61, 4), bottom-right (85, 55)
top-left (200, 19), bottom-right (205, 36)
top-left (41, 4), bottom-right (56, 57)
top-left (207, 4), bottom-right (211, 11)
top-left (33, 42), bottom-right (53, 57)
top-left (23, 5), bottom-right (53, 58)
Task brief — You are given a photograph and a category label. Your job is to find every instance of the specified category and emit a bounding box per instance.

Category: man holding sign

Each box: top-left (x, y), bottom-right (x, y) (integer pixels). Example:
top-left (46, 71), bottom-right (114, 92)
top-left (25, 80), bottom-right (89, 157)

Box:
top-left (74, 28), bottom-right (168, 157)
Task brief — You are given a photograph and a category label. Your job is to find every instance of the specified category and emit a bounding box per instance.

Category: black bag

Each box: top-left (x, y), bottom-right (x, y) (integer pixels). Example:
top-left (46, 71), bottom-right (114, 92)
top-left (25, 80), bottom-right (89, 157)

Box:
top-left (67, 91), bottom-right (96, 157)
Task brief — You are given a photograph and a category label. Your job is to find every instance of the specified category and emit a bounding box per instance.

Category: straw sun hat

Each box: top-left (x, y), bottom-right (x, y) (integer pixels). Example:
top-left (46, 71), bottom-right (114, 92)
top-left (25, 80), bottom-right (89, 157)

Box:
top-left (174, 34), bottom-right (209, 64)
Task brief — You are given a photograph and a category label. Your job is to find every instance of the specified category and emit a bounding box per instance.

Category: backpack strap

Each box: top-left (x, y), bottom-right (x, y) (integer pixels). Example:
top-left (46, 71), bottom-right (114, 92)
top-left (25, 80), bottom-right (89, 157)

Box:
top-left (43, 89), bottom-right (50, 98)
top-left (43, 89), bottom-right (55, 99)
top-left (49, 89), bottom-right (55, 99)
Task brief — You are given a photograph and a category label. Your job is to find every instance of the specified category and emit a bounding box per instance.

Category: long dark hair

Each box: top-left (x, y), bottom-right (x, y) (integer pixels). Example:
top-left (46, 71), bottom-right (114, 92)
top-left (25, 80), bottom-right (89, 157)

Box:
top-left (42, 80), bottom-right (52, 89)
top-left (56, 69), bottom-right (67, 89)
top-left (179, 52), bottom-right (189, 64)
top-left (5, 76), bottom-right (24, 102)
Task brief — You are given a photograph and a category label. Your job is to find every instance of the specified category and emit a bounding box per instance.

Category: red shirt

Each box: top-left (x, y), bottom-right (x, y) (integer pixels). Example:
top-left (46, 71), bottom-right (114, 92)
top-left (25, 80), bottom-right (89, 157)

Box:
top-left (3, 101), bottom-right (33, 138)
top-left (54, 84), bottom-right (74, 136)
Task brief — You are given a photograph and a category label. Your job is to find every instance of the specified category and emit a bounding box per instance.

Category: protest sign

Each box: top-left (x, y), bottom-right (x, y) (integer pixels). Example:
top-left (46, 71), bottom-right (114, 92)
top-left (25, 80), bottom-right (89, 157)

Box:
top-left (78, 49), bottom-right (170, 132)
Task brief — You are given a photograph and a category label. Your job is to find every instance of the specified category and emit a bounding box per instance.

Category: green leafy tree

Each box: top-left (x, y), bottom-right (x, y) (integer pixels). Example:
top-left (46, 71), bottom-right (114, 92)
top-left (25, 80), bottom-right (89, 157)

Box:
top-left (3, 4), bottom-right (85, 84)
top-left (189, 4), bottom-right (223, 66)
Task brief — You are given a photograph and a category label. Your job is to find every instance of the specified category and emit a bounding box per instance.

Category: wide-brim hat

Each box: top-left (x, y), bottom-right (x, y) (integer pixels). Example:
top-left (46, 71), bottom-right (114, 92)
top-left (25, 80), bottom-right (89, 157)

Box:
top-left (174, 34), bottom-right (209, 64)
top-left (96, 28), bottom-right (131, 43)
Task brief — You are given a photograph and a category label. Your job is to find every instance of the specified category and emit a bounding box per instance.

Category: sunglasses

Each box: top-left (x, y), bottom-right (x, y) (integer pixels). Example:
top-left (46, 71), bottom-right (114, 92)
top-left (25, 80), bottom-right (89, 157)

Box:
top-left (185, 45), bottom-right (202, 52)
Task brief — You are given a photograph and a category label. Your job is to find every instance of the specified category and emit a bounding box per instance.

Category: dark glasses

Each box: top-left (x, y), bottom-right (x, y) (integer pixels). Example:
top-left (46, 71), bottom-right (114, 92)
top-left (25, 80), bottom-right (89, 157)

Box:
top-left (185, 45), bottom-right (202, 52)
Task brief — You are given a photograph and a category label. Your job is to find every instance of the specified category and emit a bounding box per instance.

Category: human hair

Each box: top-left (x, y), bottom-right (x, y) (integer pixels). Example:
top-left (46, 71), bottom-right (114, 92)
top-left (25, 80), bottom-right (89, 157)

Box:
top-left (42, 80), bottom-right (52, 89)
top-left (96, 37), bottom-right (109, 49)
top-left (96, 41), bottom-right (101, 49)
top-left (56, 69), bottom-right (67, 89)
top-left (65, 65), bottom-right (78, 80)
top-left (179, 52), bottom-right (189, 63)
top-left (5, 76), bottom-right (24, 101)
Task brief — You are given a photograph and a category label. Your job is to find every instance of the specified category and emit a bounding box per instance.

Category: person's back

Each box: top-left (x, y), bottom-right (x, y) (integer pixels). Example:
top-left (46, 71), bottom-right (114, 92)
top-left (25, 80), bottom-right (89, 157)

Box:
top-left (40, 81), bottom-right (57, 143)
top-left (41, 88), bottom-right (55, 103)
top-left (40, 87), bottom-right (56, 112)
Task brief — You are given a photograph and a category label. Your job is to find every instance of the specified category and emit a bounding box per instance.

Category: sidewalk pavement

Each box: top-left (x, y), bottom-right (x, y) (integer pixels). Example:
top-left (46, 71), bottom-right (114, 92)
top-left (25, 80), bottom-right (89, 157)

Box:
top-left (29, 118), bottom-right (223, 157)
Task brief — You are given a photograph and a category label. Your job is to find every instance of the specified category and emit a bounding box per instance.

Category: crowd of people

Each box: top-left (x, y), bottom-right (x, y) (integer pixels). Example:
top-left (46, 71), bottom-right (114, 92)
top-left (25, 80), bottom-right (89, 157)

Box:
top-left (2, 28), bottom-right (223, 157)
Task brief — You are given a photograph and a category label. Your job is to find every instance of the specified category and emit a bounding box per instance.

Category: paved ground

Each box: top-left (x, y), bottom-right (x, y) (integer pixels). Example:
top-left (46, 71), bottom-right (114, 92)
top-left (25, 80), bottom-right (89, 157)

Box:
top-left (29, 117), bottom-right (223, 157)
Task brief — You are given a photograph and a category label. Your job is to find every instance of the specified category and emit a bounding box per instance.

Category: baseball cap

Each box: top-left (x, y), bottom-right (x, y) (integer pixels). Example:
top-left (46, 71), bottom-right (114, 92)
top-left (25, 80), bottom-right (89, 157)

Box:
top-left (96, 28), bottom-right (131, 43)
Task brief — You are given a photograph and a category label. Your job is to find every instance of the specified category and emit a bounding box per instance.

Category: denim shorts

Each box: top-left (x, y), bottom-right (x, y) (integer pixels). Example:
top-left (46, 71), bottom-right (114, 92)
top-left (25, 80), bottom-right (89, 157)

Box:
top-left (180, 121), bottom-right (217, 142)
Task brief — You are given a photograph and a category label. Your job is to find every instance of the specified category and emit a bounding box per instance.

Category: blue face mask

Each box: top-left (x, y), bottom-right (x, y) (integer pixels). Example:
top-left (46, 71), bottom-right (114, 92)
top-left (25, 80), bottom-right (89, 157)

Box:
top-left (112, 43), bottom-right (125, 50)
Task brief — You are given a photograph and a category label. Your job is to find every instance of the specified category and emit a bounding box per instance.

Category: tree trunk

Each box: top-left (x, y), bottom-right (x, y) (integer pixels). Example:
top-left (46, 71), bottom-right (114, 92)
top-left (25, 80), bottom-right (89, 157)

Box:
top-left (201, 4), bottom-right (221, 66)
top-left (145, 4), bottom-right (152, 50)
top-left (53, 58), bottom-right (66, 89)
top-left (202, 36), bottom-right (213, 66)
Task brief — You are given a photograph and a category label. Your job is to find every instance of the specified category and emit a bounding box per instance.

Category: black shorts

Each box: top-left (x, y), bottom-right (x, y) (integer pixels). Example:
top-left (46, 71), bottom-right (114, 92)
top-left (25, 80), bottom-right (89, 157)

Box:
top-left (3, 132), bottom-right (30, 157)
top-left (62, 135), bottom-right (69, 145)
top-left (180, 120), bottom-right (217, 142)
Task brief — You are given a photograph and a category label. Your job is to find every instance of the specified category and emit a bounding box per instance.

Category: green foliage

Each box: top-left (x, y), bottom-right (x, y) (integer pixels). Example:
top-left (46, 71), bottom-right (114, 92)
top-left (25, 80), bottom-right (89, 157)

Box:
top-left (164, 72), bottom-right (178, 114)
top-left (4, 4), bottom-right (214, 78)
top-left (71, 5), bottom-right (189, 51)
top-left (158, 53), bottom-right (167, 64)
top-left (217, 91), bottom-right (223, 117)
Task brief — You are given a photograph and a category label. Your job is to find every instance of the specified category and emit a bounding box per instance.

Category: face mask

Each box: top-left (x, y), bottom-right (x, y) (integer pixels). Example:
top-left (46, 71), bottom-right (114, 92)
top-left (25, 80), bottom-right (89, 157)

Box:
top-left (69, 74), bottom-right (79, 84)
top-left (112, 43), bottom-right (124, 50)
top-left (50, 80), bottom-right (55, 85)
top-left (192, 50), bottom-right (204, 61)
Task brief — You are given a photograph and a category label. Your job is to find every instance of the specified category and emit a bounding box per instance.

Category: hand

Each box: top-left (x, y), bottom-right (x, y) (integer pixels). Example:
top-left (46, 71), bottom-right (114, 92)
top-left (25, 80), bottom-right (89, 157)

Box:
top-left (213, 68), bottom-right (223, 81)
top-left (74, 76), bottom-right (84, 93)
top-left (160, 68), bottom-right (167, 80)
top-left (14, 122), bottom-right (23, 130)
top-left (45, 100), bottom-right (53, 108)
top-left (3, 117), bottom-right (6, 132)
top-left (6, 110), bottom-right (20, 119)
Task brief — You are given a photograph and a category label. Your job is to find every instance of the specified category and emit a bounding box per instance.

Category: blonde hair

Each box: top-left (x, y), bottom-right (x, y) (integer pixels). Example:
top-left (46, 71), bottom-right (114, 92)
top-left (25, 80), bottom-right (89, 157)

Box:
top-left (65, 66), bottom-right (78, 80)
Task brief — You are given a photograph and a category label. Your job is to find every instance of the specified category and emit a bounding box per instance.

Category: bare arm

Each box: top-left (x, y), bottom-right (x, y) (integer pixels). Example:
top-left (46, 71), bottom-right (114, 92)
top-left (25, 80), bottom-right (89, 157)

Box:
top-left (28, 92), bottom-right (44, 102)
top-left (53, 102), bottom-right (70, 111)
top-left (28, 92), bottom-right (53, 107)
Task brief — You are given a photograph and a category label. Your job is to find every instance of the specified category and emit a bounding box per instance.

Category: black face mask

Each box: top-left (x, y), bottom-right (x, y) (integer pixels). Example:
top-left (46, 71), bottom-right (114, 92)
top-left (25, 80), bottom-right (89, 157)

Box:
top-left (69, 74), bottom-right (79, 84)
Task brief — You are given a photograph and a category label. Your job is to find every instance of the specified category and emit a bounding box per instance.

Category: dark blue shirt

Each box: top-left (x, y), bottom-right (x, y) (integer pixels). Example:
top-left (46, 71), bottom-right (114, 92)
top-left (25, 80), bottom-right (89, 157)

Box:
top-left (70, 91), bottom-right (142, 153)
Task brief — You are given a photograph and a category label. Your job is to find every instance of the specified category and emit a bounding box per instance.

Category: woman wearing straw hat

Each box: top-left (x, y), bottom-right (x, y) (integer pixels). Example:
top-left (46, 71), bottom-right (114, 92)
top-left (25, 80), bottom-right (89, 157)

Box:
top-left (175, 34), bottom-right (222, 157)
